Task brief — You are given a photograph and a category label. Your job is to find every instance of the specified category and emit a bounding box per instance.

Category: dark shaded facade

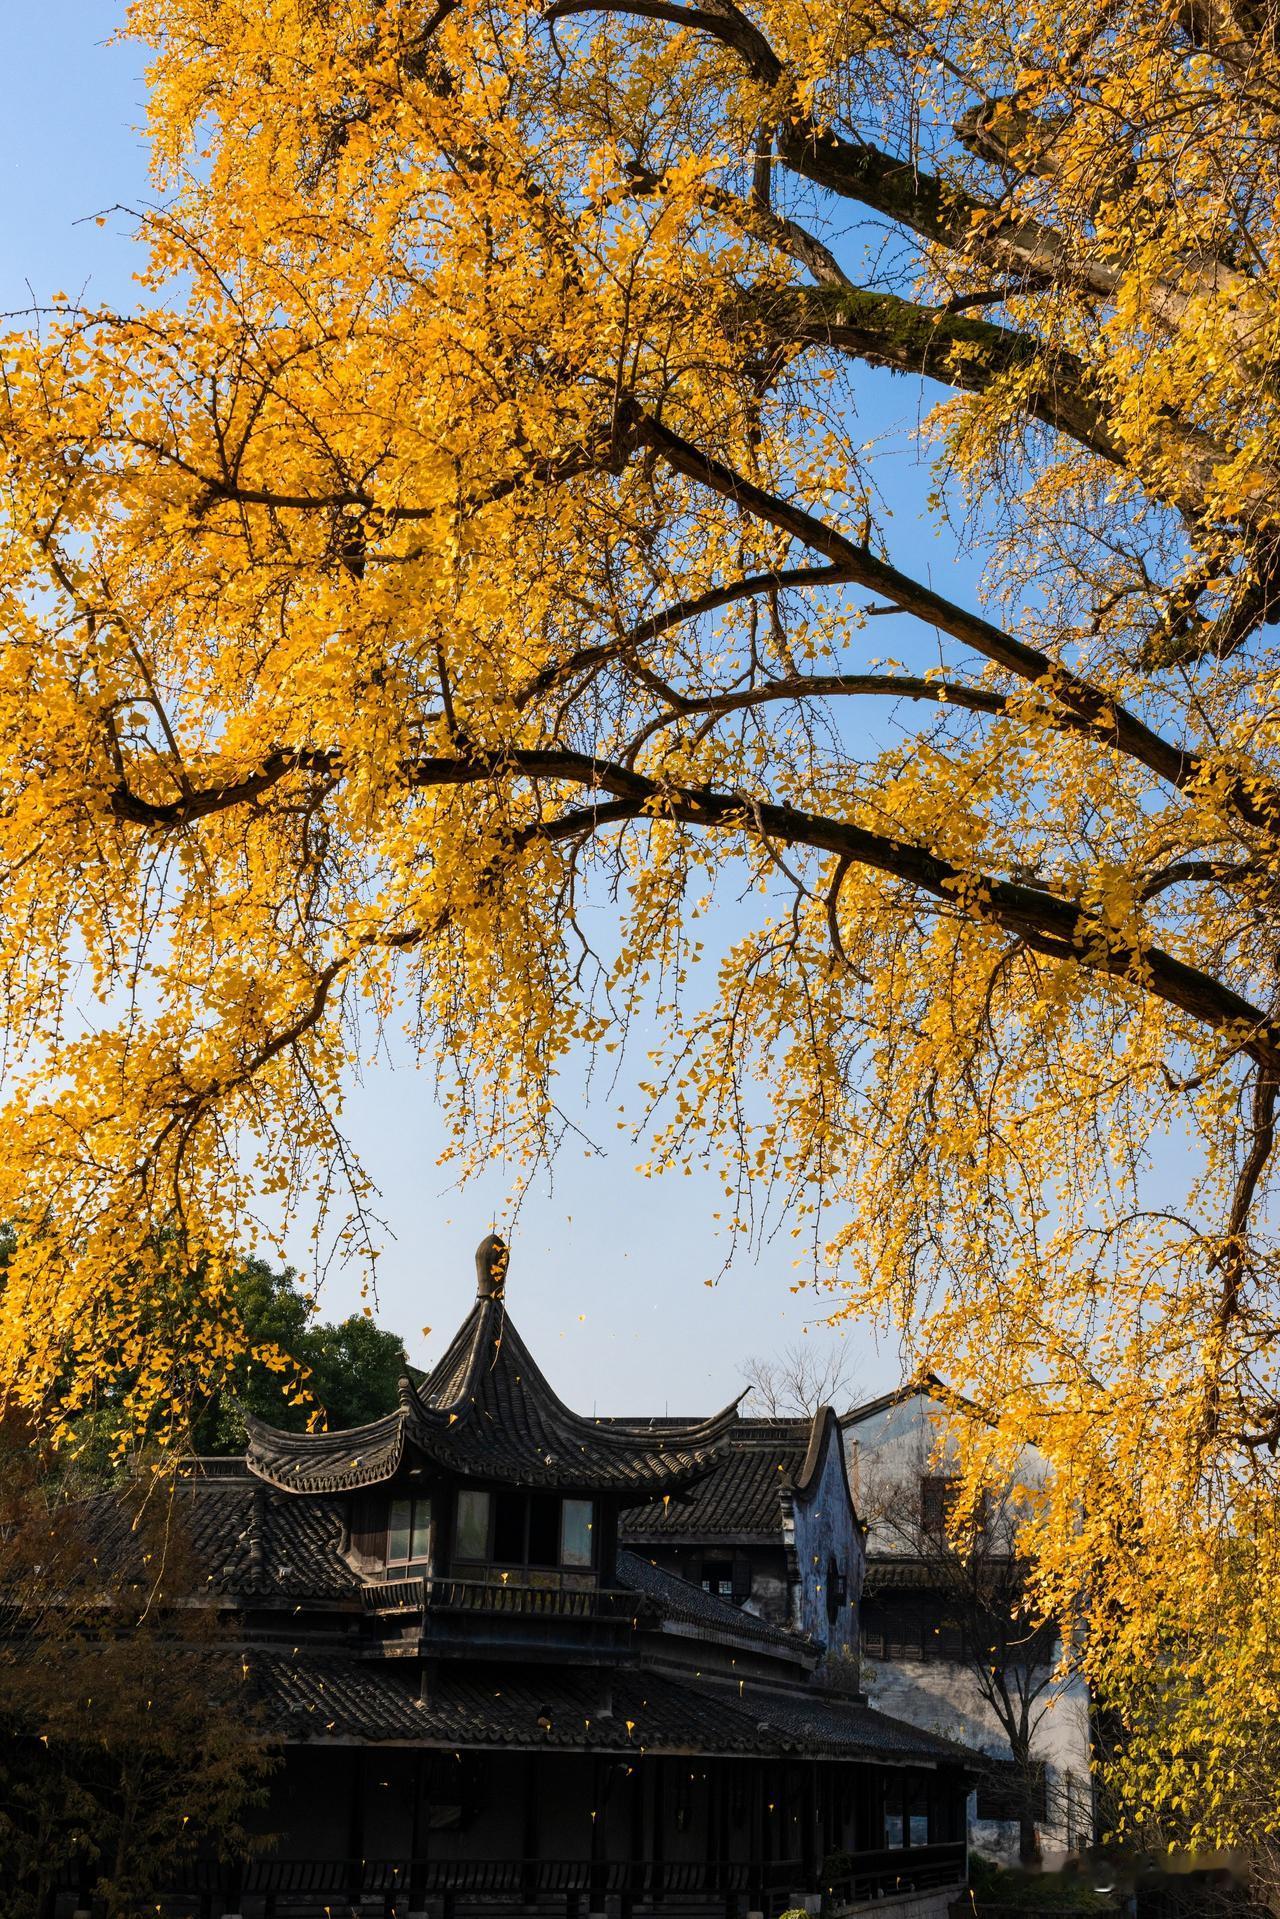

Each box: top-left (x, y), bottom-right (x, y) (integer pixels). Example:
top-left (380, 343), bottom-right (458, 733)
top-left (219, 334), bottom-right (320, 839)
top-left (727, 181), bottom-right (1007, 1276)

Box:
top-left (65, 1240), bottom-right (974, 1918)
top-left (618, 1412), bottom-right (864, 1658)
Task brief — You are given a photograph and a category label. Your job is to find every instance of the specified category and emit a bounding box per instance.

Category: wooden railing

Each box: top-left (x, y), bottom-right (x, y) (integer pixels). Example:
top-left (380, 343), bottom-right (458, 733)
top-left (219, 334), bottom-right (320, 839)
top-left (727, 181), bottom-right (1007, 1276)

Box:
top-left (208, 1854), bottom-right (796, 1891)
top-left (166, 1845), bottom-right (966, 1914)
top-left (363, 1575), bottom-right (639, 1621)
top-left (822, 1841), bottom-right (969, 1903)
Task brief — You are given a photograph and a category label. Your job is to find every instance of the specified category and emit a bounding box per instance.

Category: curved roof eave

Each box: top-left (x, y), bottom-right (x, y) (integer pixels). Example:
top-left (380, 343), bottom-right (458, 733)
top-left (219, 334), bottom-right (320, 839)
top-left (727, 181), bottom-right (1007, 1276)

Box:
top-left (244, 1407), bottom-right (411, 1495)
top-left (244, 1288), bottom-right (740, 1497)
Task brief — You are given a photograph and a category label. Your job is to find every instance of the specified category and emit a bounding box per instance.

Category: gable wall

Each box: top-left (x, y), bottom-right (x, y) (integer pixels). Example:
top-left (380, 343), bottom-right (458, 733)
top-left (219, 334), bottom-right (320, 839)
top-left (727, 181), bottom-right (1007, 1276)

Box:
top-left (788, 1416), bottom-right (864, 1664)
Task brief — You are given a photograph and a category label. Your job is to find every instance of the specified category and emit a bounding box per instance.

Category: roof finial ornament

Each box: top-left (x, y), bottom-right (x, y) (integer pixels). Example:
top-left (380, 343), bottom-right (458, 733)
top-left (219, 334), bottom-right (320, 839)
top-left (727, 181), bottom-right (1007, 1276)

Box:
top-left (475, 1232), bottom-right (509, 1302)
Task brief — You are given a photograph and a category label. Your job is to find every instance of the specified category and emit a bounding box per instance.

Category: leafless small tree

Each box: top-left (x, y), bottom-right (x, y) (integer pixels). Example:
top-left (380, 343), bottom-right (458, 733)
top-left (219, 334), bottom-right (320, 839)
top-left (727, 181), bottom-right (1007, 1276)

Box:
top-left (860, 1439), bottom-right (1077, 1866)
top-left (740, 1342), bottom-right (860, 1419)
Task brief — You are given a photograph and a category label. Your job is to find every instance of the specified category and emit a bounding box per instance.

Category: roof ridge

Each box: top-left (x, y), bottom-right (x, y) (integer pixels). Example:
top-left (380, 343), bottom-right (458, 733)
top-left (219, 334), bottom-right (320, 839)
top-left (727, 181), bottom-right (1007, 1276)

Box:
top-left (840, 1375), bottom-right (1000, 1436)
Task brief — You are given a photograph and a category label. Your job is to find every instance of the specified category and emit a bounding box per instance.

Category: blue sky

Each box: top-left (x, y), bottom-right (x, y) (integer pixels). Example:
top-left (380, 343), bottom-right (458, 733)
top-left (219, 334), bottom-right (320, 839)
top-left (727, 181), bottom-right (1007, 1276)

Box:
top-left (0, 5), bottom-right (969, 1412)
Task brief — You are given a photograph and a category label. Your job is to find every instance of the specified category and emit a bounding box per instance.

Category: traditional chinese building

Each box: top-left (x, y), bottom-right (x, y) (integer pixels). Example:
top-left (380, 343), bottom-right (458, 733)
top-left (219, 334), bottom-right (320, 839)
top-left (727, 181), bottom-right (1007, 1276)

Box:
top-left (70, 1239), bottom-right (975, 1918)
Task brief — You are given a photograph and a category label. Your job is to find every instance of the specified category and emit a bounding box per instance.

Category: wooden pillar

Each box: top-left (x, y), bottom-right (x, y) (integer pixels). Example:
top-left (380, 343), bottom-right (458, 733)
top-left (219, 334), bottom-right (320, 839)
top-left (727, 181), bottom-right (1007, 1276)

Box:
top-left (721, 1763), bottom-right (738, 1919)
top-left (522, 1753), bottom-right (539, 1908)
top-left (704, 1764), bottom-right (716, 1898)
top-left (801, 1762), bottom-right (818, 1890)
top-left (589, 1758), bottom-right (608, 1917)
top-left (220, 1858), bottom-right (244, 1919)
top-left (71, 1850), bottom-right (95, 1919)
top-left (408, 1750), bottom-right (428, 1918)
top-left (651, 1755), bottom-right (666, 1907)
top-left (714, 1761), bottom-right (730, 1895)
top-left (865, 1768), bottom-right (884, 1851)
top-left (747, 1765), bottom-right (764, 1919)
top-left (717, 1765), bottom-right (736, 1919)
top-left (598, 1501), bottom-right (620, 1582)
top-left (622, 1761), bottom-right (644, 1919)
top-left (347, 1747), bottom-right (366, 1912)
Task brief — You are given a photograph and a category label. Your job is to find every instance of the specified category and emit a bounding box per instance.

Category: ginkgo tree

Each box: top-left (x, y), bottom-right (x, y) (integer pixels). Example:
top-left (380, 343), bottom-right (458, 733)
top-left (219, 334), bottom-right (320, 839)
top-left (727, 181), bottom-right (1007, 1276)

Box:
top-left (3, 0), bottom-right (1280, 1858)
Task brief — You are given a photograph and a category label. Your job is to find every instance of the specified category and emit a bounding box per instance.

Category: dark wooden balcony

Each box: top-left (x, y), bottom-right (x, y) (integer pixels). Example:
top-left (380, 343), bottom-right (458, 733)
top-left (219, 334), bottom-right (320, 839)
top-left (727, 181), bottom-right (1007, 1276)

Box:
top-left (363, 1575), bottom-right (638, 1620)
top-left (361, 1574), bottom-right (640, 1658)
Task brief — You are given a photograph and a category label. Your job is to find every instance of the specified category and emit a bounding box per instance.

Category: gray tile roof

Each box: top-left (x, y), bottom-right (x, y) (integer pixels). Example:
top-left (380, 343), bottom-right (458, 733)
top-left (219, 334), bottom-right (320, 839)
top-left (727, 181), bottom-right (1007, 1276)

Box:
top-left (617, 1549), bottom-right (812, 1654)
top-left (76, 1473), bottom-right (359, 1601)
top-left (250, 1656), bottom-right (973, 1765)
top-left (249, 1657), bottom-right (781, 1752)
top-left (619, 1420), bottom-right (811, 1539)
top-left (737, 1687), bottom-right (975, 1763)
top-left (252, 1652), bottom-right (433, 1740)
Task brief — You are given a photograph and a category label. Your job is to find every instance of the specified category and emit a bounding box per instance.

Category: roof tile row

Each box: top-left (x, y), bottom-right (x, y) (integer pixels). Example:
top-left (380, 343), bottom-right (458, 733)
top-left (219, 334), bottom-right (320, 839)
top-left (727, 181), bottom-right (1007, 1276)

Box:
top-left (251, 1654), bottom-right (968, 1766)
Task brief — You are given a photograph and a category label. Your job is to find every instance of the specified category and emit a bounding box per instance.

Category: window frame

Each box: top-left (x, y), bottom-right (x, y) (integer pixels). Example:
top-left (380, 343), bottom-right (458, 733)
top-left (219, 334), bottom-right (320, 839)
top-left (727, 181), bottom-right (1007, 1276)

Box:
top-left (701, 1559), bottom-right (735, 1599)
top-left (385, 1493), bottom-right (434, 1574)
top-left (451, 1486), bottom-right (597, 1571)
top-left (454, 1487), bottom-right (492, 1563)
top-left (919, 1473), bottom-right (958, 1536)
top-left (559, 1496), bottom-right (595, 1569)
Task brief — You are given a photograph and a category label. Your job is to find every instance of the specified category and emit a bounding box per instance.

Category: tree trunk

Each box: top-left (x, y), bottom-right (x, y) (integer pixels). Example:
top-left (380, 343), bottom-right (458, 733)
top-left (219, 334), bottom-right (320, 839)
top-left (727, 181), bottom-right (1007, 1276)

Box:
top-left (1007, 1736), bottom-right (1041, 1867)
top-left (1018, 1804), bottom-right (1041, 1868)
top-left (106, 1767), bottom-right (135, 1919)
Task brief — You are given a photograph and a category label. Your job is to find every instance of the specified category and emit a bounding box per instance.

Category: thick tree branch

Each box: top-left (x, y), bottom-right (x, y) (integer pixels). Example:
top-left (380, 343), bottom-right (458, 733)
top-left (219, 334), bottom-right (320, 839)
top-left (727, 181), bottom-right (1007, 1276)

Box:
top-left (106, 399), bottom-right (1280, 856)
top-left (635, 668), bottom-right (1008, 724)
top-left (751, 286), bottom-right (1230, 520)
top-left (108, 740), bottom-right (1280, 1068)
top-left (754, 284), bottom-right (1114, 452)
top-left (548, 0), bottom-right (1275, 378)
top-left (630, 410), bottom-right (1209, 782)
top-left (544, 0), bottom-right (1105, 293)
top-left (1139, 858), bottom-right (1254, 900)
top-left (1218, 1069), bottom-right (1279, 1325)
top-left (445, 750), bottom-right (1280, 1065)
top-left (544, 0), bottom-right (781, 78)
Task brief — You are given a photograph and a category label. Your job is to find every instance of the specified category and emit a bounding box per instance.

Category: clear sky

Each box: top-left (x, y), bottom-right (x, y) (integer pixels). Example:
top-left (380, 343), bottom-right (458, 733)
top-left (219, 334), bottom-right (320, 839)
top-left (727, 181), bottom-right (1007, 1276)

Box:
top-left (0, 6), bottom-right (967, 1413)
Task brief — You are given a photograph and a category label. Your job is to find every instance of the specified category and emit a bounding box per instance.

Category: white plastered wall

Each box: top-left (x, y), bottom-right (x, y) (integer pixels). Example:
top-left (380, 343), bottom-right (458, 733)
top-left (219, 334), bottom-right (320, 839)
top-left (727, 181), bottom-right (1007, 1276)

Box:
top-left (843, 1391), bottom-right (1093, 1868)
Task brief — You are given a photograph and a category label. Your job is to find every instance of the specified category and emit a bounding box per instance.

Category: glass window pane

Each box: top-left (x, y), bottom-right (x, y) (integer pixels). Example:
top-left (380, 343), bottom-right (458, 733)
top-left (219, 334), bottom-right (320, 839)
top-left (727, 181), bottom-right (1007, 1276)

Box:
top-left (455, 1488), bottom-right (490, 1561)
top-left (493, 1489), bottom-right (525, 1564)
top-left (528, 1494), bottom-right (559, 1568)
top-left (885, 1776), bottom-right (906, 1848)
top-left (409, 1497), bottom-right (432, 1566)
top-left (387, 1498), bottom-right (412, 1564)
top-left (561, 1497), bottom-right (594, 1567)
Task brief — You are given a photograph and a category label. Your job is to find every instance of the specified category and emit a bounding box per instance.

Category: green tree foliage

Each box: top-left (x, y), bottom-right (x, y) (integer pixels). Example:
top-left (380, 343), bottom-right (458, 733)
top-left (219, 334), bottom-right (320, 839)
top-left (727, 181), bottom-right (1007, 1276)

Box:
top-left (188, 1257), bottom-right (413, 1453)
top-left (21, 1245), bottom-right (416, 1472)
